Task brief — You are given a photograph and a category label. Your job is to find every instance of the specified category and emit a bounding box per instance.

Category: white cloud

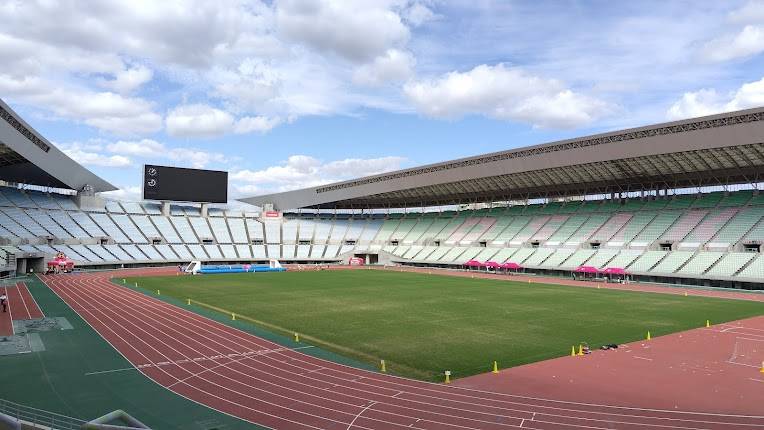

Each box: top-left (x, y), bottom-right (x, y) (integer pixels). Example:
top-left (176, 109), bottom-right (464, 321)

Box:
top-left (353, 49), bottom-right (415, 86)
top-left (106, 139), bottom-right (166, 157)
top-left (729, 1), bottom-right (764, 23)
top-left (277, 0), bottom-right (410, 62)
top-left (701, 25), bottom-right (764, 62)
top-left (404, 63), bottom-right (610, 128)
top-left (106, 138), bottom-right (228, 169)
top-left (667, 76), bottom-right (764, 120)
top-left (235, 116), bottom-right (284, 134)
top-left (59, 142), bottom-right (132, 168)
top-left (231, 154), bottom-right (406, 194)
top-left (402, 2), bottom-right (439, 26)
top-left (98, 65), bottom-right (153, 94)
top-left (0, 74), bottom-right (162, 135)
top-left (101, 185), bottom-right (143, 202)
top-left (165, 104), bottom-right (235, 138)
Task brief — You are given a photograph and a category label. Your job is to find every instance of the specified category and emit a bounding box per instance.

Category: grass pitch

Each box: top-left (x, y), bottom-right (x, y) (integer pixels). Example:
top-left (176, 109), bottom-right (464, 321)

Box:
top-left (126, 270), bottom-right (764, 381)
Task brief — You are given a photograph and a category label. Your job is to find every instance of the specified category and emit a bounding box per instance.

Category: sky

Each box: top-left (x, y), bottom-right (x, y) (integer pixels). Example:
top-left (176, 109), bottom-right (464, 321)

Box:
top-left (4, 0), bottom-right (764, 203)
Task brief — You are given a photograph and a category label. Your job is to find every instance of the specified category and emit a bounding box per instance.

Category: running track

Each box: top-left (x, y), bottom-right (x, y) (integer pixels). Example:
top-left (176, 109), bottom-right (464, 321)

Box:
top-left (0, 282), bottom-right (44, 335)
top-left (40, 270), bottom-right (764, 430)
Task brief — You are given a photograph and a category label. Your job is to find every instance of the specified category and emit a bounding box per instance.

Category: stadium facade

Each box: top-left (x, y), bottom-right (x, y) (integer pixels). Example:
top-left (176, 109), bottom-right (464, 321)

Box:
top-left (1, 97), bottom-right (764, 289)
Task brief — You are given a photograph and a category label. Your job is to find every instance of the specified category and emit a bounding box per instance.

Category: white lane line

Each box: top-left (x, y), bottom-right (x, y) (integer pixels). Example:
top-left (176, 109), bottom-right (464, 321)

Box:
top-left (346, 401), bottom-right (376, 430)
top-left (633, 356), bottom-right (653, 361)
top-left (22, 282), bottom-right (45, 318)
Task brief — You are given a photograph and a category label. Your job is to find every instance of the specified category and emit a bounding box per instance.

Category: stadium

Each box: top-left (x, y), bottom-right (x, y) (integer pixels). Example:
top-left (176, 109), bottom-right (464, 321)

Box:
top-left (0, 92), bottom-right (763, 429)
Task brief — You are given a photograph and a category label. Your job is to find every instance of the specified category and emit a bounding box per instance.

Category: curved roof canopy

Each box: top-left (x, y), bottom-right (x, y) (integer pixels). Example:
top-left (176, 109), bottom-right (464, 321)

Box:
top-left (0, 99), bottom-right (116, 192)
top-left (240, 107), bottom-right (764, 210)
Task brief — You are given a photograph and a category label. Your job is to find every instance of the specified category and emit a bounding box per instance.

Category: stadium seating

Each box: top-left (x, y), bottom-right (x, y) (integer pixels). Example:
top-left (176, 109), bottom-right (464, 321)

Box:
top-left (1, 186), bottom-right (764, 284)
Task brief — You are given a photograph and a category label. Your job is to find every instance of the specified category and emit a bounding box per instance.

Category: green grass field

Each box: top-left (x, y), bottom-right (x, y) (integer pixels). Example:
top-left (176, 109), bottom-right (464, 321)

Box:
top-left (126, 270), bottom-right (764, 381)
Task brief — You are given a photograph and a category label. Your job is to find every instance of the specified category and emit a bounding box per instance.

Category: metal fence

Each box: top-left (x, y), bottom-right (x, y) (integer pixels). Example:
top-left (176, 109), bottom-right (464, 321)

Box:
top-left (0, 398), bottom-right (86, 430)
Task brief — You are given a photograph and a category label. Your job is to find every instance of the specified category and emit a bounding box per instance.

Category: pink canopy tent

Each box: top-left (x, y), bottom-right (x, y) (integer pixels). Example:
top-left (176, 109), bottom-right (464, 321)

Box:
top-left (574, 266), bottom-right (600, 274)
top-left (502, 262), bottom-right (523, 270)
top-left (602, 267), bottom-right (627, 275)
top-left (47, 253), bottom-right (75, 273)
top-left (484, 261), bottom-right (501, 269)
top-left (464, 260), bottom-right (483, 268)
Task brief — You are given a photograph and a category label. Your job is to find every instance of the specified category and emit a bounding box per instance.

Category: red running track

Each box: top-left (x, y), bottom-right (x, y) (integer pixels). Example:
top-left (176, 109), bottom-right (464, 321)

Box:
top-left (40, 270), bottom-right (764, 430)
top-left (0, 282), bottom-right (45, 335)
top-left (0, 286), bottom-right (12, 336)
top-left (8, 282), bottom-right (45, 320)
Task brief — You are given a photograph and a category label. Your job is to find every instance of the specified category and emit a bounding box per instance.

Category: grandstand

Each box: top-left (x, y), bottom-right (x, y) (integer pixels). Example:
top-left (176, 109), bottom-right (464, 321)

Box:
top-left (2, 97), bottom-right (764, 289)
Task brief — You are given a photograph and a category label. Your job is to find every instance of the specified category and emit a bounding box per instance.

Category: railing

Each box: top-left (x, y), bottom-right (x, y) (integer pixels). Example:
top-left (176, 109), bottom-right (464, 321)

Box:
top-left (0, 398), bottom-right (86, 430)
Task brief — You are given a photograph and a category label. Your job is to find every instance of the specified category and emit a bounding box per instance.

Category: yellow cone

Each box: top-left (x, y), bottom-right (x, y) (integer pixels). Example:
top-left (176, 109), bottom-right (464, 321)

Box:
top-left (492, 361), bottom-right (499, 374)
top-left (444, 370), bottom-right (451, 384)
top-left (380, 359), bottom-right (386, 373)
top-left (577, 344), bottom-right (584, 356)
top-left (571, 345), bottom-right (576, 357)
top-left (156, 289), bottom-right (160, 296)
top-left (646, 331), bottom-right (651, 341)
top-left (187, 298), bottom-right (191, 305)
top-left (294, 332), bottom-right (300, 343)
top-left (760, 361), bottom-right (764, 374)
top-left (232, 313), bottom-right (236, 321)
top-left (684, 291), bottom-right (688, 297)
top-left (706, 319), bottom-right (710, 328)
top-left (122, 279), bottom-right (126, 284)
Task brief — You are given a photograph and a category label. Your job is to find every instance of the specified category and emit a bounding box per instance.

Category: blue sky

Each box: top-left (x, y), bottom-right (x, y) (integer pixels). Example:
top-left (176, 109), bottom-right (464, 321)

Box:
top-left (3, 0), bottom-right (764, 202)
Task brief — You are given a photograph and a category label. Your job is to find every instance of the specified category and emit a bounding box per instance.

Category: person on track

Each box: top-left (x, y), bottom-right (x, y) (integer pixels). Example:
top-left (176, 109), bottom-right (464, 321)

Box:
top-left (0, 292), bottom-right (7, 313)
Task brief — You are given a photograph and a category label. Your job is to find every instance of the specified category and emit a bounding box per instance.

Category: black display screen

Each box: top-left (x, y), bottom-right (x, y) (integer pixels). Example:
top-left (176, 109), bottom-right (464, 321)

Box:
top-left (142, 165), bottom-right (228, 203)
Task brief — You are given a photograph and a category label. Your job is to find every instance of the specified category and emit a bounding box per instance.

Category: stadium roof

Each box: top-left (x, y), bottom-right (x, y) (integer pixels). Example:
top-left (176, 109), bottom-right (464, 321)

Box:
top-left (240, 107), bottom-right (764, 210)
top-left (0, 99), bottom-right (115, 192)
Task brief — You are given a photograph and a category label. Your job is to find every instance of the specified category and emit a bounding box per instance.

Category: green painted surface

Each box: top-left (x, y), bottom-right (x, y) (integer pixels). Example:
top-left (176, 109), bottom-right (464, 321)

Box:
top-left (0, 276), bottom-right (261, 430)
top-left (127, 270), bottom-right (764, 381)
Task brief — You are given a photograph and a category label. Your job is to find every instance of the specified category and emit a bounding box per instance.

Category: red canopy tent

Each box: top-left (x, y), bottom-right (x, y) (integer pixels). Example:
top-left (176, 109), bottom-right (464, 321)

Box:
top-left (47, 253), bottom-right (75, 273)
top-left (500, 262), bottom-right (523, 274)
top-left (602, 267), bottom-right (629, 282)
top-left (484, 261), bottom-right (501, 269)
top-left (573, 265), bottom-right (599, 280)
top-left (464, 260), bottom-right (483, 270)
top-left (574, 266), bottom-right (599, 273)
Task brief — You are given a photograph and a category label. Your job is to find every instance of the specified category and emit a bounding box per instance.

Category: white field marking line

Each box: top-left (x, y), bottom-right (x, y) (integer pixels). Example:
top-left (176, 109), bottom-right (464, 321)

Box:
top-left (90, 277), bottom-right (764, 429)
top-left (749, 378), bottom-right (764, 384)
top-left (64, 279), bottom-right (439, 430)
top-left (14, 282), bottom-right (32, 319)
top-left (166, 346), bottom-right (318, 389)
top-left (86, 348), bottom-right (314, 376)
top-left (633, 356), bottom-right (653, 361)
top-left (519, 418), bottom-right (524, 428)
top-left (87, 279), bottom-right (760, 430)
top-left (102, 275), bottom-right (764, 429)
top-left (346, 402), bottom-right (377, 430)
top-left (21, 282), bottom-right (45, 318)
top-left (726, 360), bottom-right (761, 369)
top-left (48, 276), bottom-right (329, 430)
top-left (90, 275), bottom-right (764, 428)
top-left (79, 279), bottom-right (531, 430)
